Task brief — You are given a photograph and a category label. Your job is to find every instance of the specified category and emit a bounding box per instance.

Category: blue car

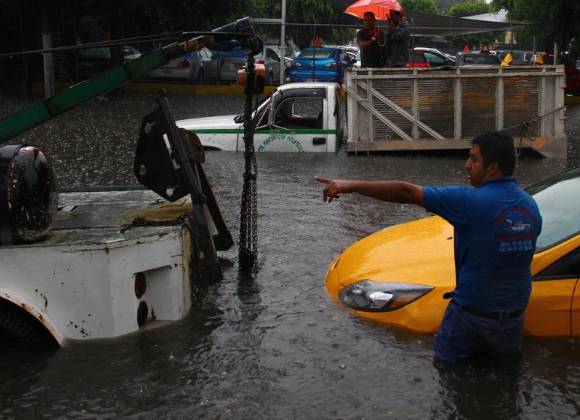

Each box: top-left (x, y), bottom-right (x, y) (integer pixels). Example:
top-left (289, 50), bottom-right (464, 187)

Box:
top-left (289, 47), bottom-right (353, 83)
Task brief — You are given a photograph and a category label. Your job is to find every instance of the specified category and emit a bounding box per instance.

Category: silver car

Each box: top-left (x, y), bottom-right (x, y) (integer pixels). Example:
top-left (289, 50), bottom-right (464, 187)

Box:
top-left (148, 47), bottom-right (216, 83)
top-left (208, 43), bottom-right (294, 84)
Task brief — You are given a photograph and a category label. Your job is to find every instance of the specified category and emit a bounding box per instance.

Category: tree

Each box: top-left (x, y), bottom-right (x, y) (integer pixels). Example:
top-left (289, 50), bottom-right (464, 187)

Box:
top-left (434, 0), bottom-right (466, 13)
top-left (401, 0), bottom-right (438, 14)
top-left (492, 0), bottom-right (580, 54)
top-left (446, 1), bottom-right (495, 52)
top-left (447, 0), bottom-right (493, 17)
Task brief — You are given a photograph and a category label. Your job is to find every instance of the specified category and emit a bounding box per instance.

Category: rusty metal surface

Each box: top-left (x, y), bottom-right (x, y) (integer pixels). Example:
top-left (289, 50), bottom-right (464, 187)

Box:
top-left (418, 79), bottom-right (455, 139)
top-left (504, 76), bottom-right (540, 137)
top-left (0, 190), bottom-right (185, 247)
top-left (347, 66), bottom-right (565, 147)
top-left (371, 79), bottom-right (413, 140)
top-left (462, 77), bottom-right (497, 139)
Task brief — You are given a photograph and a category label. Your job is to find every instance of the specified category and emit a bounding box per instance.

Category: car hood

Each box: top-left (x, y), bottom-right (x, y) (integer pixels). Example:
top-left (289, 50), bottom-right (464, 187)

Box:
top-left (177, 115), bottom-right (241, 131)
top-left (330, 216), bottom-right (455, 289)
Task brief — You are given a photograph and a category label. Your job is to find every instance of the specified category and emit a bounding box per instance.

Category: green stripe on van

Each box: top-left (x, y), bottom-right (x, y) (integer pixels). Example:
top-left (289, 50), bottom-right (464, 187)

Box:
top-left (188, 128), bottom-right (337, 135)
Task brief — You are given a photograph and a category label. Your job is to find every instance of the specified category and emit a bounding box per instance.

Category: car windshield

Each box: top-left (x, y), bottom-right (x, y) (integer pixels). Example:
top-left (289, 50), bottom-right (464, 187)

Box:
top-left (526, 168), bottom-right (580, 250)
top-left (299, 49), bottom-right (335, 59)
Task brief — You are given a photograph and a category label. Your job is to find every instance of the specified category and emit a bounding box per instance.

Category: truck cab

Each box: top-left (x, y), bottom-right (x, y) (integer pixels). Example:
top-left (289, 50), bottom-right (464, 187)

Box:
top-left (177, 82), bottom-right (346, 152)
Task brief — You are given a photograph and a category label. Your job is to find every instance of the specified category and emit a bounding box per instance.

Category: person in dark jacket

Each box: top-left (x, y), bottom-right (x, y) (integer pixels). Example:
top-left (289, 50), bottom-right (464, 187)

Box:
top-left (384, 10), bottom-right (410, 67)
top-left (356, 11), bottom-right (385, 68)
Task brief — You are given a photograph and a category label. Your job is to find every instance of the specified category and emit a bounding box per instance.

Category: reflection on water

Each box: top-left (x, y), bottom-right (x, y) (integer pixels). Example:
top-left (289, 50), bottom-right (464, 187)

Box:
top-left (1, 149), bottom-right (579, 418)
top-left (432, 356), bottom-right (524, 419)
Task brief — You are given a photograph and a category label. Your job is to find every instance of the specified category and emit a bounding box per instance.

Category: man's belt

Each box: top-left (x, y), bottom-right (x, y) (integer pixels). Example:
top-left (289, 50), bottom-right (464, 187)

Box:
top-left (454, 300), bottom-right (524, 320)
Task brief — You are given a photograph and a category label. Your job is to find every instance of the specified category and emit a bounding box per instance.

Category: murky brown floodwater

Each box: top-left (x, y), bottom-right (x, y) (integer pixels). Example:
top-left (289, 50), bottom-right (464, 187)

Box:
top-left (0, 94), bottom-right (579, 419)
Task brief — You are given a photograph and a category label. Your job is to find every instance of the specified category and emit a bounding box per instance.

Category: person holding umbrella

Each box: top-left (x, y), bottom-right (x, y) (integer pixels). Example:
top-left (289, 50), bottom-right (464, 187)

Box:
top-left (356, 11), bottom-right (385, 68)
top-left (384, 9), bottom-right (410, 67)
top-left (345, 0), bottom-right (405, 68)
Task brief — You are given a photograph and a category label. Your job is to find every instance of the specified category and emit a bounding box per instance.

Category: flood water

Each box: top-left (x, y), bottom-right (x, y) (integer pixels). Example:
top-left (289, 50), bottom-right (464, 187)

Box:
top-left (1, 151), bottom-right (578, 419)
top-left (1, 95), bottom-right (579, 419)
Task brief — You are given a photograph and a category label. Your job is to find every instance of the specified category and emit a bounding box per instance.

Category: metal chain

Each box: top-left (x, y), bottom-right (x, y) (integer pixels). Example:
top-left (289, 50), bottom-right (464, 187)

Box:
top-left (239, 53), bottom-right (258, 274)
top-left (500, 105), bottom-right (566, 134)
top-left (499, 105), bottom-right (566, 158)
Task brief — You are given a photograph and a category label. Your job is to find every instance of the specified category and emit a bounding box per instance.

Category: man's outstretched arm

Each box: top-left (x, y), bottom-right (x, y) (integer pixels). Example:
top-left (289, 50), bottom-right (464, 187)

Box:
top-left (315, 177), bottom-right (425, 207)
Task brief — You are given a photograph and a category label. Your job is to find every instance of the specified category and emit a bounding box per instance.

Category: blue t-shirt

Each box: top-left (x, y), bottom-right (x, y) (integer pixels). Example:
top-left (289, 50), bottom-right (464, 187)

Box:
top-left (423, 178), bottom-right (542, 311)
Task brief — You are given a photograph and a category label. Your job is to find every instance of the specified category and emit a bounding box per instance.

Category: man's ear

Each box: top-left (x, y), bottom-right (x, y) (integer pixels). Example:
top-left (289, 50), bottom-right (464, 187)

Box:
top-left (486, 161), bottom-right (501, 177)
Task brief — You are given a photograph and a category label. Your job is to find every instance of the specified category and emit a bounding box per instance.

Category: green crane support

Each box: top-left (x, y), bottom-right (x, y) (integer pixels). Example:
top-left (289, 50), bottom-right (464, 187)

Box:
top-left (0, 18), bottom-right (258, 144)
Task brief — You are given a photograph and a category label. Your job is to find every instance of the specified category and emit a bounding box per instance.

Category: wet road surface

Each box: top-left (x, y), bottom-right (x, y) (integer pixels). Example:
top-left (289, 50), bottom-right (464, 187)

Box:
top-left (0, 93), bottom-right (579, 419)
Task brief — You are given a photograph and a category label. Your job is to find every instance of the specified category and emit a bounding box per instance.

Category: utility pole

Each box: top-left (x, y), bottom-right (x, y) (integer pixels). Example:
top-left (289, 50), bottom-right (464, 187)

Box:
top-left (252, 0), bottom-right (287, 85)
top-left (42, 5), bottom-right (54, 98)
top-left (280, 0), bottom-right (286, 84)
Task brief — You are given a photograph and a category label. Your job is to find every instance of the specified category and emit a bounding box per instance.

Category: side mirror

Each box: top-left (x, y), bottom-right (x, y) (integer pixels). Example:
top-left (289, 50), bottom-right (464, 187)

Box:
top-left (267, 91), bottom-right (281, 127)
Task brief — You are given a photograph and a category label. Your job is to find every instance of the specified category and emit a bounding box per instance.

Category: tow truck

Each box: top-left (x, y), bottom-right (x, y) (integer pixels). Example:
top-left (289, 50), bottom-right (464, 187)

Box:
top-left (0, 18), bottom-right (262, 347)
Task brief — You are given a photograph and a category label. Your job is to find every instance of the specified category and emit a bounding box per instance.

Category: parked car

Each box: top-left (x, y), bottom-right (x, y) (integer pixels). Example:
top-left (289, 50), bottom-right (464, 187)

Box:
top-left (208, 41), bottom-right (248, 83)
top-left (256, 46), bottom-right (289, 84)
top-left (353, 50), bottom-right (361, 68)
top-left (406, 50), bottom-right (430, 68)
top-left (413, 47), bottom-right (456, 66)
top-left (565, 63), bottom-right (580, 95)
top-left (289, 47), bottom-right (354, 83)
top-left (341, 46), bottom-right (359, 62)
top-left (207, 42), bottom-right (284, 84)
top-left (263, 45), bottom-right (296, 68)
top-left (457, 53), bottom-right (501, 66)
top-left (78, 45), bottom-right (141, 77)
top-left (325, 167), bottom-right (580, 336)
top-left (498, 50), bottom-right (534, 65)
top-left (420, 47), bottom-right (456, 62)
top-left (147, 47), bottom-right (216, 82)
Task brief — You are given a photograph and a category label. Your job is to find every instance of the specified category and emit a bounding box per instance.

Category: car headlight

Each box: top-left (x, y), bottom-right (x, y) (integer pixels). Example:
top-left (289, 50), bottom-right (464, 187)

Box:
top-left (339, 280), bottom-right (433, 312)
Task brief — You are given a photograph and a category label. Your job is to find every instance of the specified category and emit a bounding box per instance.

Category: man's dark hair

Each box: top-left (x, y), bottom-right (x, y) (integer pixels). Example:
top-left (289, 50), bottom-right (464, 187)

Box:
top-left (472, 131), bottom-right (516, 176)
top-left (363, 11), bottom-right (375, 18)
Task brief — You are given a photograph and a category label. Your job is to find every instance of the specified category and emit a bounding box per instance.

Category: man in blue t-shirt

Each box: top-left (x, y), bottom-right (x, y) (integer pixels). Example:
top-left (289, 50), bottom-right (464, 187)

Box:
top-left (315, 132), bottom-right (542, 362)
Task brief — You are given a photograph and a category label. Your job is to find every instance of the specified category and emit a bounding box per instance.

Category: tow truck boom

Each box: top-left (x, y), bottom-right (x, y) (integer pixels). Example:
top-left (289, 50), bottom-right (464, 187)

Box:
top-left (0, 17), bottom-right (262, 144)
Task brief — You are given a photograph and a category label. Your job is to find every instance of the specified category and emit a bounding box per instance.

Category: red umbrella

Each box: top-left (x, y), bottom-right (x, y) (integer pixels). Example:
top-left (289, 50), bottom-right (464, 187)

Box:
top-left (344, 0), bottom-right (402, 21)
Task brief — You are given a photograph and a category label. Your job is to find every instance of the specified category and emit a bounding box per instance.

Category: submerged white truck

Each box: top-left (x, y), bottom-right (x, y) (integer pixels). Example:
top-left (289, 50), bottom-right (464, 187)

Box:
top-left (178, 82), bottom-right (347, 153)
top-left (179, 65), bottom-right (567, 158)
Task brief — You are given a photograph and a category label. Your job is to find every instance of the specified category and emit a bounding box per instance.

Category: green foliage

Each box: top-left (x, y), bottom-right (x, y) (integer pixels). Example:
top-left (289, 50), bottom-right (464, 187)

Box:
top-left (445, 1), bottom-right (495, 52)
top-left (491, 0), bottom-right (580, 53)
top-left (447, 0), bottom-right (492, 17)
top-left (433, 0), bottom-right (466, 13)
top-left (401, 0), bottom-right (438, 14)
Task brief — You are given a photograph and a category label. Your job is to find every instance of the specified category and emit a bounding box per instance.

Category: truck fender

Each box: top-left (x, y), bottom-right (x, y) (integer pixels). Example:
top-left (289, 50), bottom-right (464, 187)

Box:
top-left (0, 290), bottom-right (63, 346)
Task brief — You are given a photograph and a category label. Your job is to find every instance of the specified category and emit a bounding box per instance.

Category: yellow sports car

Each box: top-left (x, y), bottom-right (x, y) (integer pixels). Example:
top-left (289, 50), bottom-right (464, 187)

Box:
top-left (325, 168), bottom-right (580, 337)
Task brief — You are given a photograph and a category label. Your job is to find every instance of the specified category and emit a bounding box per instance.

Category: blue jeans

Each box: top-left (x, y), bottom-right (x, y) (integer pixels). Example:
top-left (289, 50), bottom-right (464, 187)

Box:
top-left (434, 300), bottom-right (525, 363)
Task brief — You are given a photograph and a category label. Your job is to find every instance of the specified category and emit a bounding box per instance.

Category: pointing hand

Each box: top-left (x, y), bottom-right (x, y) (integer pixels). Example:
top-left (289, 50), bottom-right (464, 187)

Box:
top-left (315, 176), bottom-right (351, 203)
